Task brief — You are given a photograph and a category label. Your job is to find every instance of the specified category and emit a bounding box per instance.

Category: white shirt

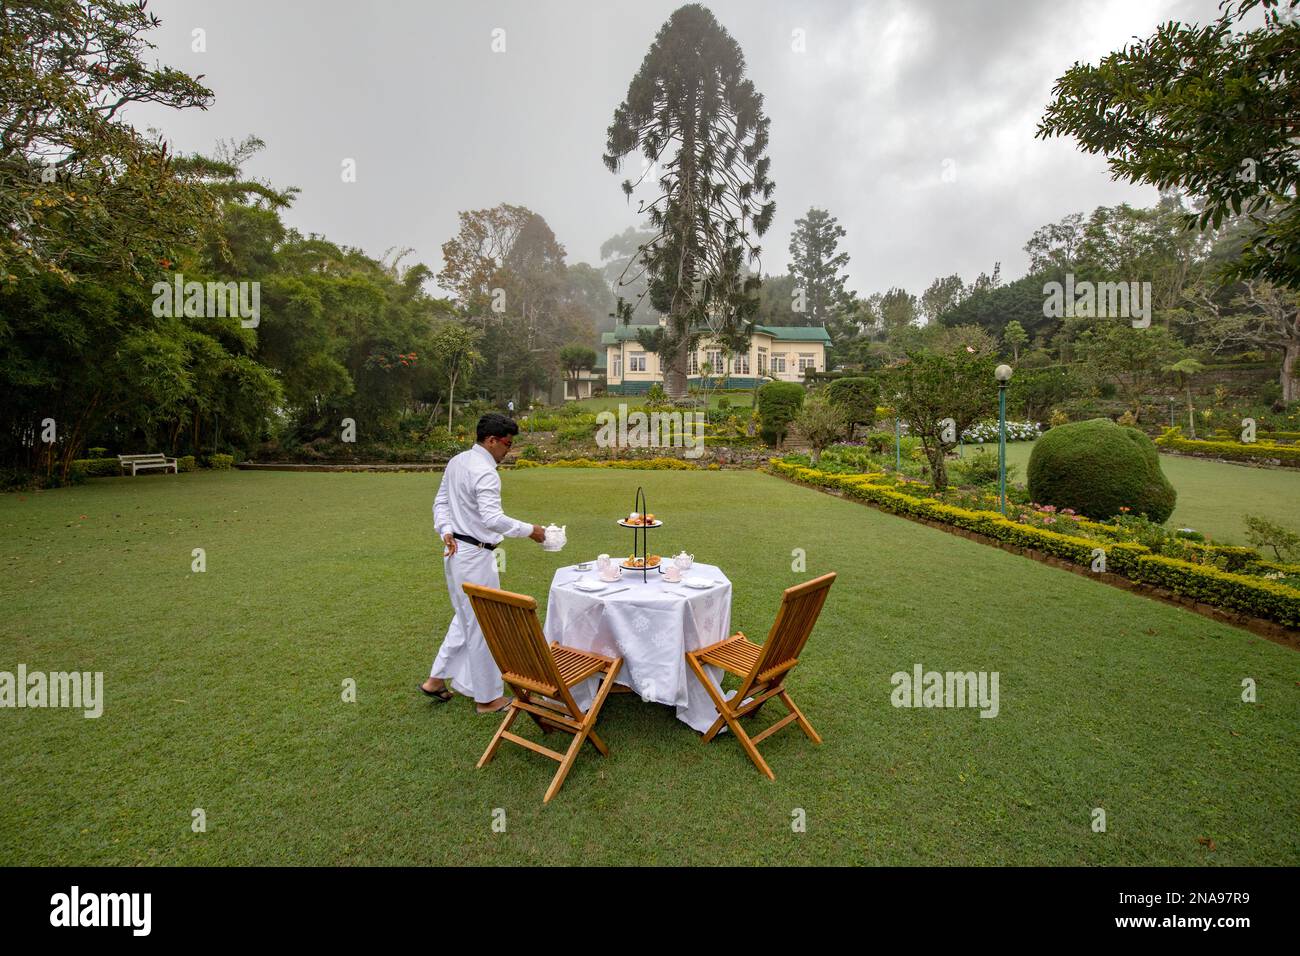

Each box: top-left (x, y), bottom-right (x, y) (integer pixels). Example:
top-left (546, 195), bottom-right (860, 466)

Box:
top-left (433, 443), bottom-right (532, 544)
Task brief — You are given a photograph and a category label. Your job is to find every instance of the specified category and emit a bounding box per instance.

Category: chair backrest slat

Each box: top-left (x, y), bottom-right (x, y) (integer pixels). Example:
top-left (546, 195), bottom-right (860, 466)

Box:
top-left (749, 572), bottom-right (836, 686)
top-left (463, 583), bottom-right (565, 696)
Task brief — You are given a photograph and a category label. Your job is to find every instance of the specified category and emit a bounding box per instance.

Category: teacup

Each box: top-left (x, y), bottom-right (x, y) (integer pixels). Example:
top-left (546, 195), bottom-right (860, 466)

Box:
top-left (663, 564), bottom-right (682, 583)
top-left (599, 565), bottom-right (622, 583)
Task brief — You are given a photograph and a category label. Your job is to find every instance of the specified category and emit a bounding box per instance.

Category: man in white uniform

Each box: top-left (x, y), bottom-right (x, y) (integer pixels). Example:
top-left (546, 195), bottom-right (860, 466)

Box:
top-left (421, 413), bottom-right (545, 714)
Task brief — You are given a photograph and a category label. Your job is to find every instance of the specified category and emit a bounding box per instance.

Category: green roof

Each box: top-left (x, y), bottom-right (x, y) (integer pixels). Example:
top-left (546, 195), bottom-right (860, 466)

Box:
top-left (755, 324), bottom-right (832, 343)
top-left (600, 323), bottom-right (831, 346)
top-left (600, 324), bottom-right (660, 345)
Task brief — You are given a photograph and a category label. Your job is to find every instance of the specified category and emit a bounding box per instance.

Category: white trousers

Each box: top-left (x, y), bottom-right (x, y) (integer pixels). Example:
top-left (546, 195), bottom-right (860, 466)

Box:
top-left (429, 544), bottom-right (504, 703)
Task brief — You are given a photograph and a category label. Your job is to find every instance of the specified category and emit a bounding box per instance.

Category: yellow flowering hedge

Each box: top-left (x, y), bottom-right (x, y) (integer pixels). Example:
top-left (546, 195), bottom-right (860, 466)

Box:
top-left (1155, 431), bottom-right (1300, 465)
top-left (767, 458), bottom-right (1300, 627)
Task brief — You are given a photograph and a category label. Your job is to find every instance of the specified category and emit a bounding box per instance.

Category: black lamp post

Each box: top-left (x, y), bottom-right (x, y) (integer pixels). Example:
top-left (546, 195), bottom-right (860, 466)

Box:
top-left (995, 364), bottom-right (1013, 514)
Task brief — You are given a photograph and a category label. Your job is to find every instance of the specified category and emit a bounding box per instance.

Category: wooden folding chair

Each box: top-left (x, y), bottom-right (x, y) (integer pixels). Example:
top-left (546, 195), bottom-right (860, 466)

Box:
top-left (462, 582), bottom-right (623, 803)
top-left (685, 572), bottom-right (836, 780)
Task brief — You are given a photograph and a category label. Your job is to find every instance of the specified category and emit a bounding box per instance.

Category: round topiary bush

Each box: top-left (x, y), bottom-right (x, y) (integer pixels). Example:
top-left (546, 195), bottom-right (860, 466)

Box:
top-left (1027, 417), bottom-right (1176, 522)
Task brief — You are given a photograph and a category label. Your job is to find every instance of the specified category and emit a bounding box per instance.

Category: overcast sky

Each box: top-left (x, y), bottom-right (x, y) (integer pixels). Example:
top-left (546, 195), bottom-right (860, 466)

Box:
top-left (125, 0), bottom-right (1233, 302)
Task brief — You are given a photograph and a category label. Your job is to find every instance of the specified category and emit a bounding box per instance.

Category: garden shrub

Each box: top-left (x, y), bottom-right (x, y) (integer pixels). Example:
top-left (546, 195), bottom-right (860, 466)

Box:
top-left (1028, 418), bottom-right (1176, 522)
top-left (757, 381), bottom-right (805, 445)
top-left (208, 453), bottom-right (235, 470)
top-left (950, 449), bottom-right (1015, 486)
top-left (824, 376), bottom-right (878, 435)
top-left (71, 457), bottom-right (121, 478)
top-left (177, 455), bottom-right (197, 472)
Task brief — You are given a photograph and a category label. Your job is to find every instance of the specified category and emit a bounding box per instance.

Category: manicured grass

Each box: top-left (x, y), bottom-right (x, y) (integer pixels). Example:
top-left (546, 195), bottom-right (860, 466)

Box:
top-left (966, 441), bottom-right (1300, 544)
top-left (1, 469), bottom-right (1297, 865)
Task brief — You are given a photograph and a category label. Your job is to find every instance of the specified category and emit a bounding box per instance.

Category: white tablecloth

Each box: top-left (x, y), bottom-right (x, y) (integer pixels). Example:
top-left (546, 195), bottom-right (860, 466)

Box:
top-left (542, 561), bottom-right (733, 732)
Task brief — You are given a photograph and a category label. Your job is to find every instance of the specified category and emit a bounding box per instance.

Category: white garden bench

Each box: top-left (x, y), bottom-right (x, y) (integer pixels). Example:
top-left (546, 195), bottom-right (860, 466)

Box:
top-left (118, 453), bottom-right (178, 476)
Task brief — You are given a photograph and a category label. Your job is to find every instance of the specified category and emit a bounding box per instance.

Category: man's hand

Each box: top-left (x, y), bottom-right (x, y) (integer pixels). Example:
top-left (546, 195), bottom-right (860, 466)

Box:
top-left (442, 532), bottom-right (457, 557)
top-left (529, 524), bottom-right (546, 543)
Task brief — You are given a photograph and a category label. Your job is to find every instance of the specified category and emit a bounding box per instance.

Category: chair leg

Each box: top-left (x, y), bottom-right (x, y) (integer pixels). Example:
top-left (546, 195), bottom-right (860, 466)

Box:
top-left (780, 690), bottom-right (821, 745)
top-left (580, 661), bottom-right (621, 758)
top-left (477, 703), bottom-right (520, 769)
top-left (687, 654), bottom-right (731, 742)
top-left (735, 724), bottom-right (775, 780)
top-left (702, 712), bottom-right (728, 744)
top-left (541, 661), bottom-right (622, 803)
top-left (544, 729), bottom-right (587, 804)
top-left (687, 654), bottom-right (774, 780)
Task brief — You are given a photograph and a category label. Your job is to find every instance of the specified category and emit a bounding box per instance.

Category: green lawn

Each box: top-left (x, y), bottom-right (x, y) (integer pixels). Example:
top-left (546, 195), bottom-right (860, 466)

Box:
top-left (966, 441), bottom-right (1300, 544)
top-left (1, 469), bottom-right (1297, 865)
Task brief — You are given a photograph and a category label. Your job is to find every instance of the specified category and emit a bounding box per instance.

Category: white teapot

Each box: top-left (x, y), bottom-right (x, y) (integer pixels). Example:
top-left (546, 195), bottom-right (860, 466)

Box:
top-left (673, 550), bottom-right (694, 570)
top-left (542, 523), bottom-right (567, 551)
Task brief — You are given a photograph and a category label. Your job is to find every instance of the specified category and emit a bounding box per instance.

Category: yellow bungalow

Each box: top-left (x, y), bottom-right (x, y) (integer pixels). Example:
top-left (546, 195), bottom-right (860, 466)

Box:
top-left (601, 320), bottom-right (831, 395)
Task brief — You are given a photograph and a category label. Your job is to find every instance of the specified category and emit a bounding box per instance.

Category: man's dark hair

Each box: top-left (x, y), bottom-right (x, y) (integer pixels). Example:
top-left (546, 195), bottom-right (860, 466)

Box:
top-left (477, 413), bottom-right (519, 443)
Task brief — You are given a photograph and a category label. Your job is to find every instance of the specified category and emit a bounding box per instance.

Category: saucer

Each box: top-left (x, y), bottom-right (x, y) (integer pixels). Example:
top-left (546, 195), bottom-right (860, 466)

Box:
top-left (683, 576), bottom-right (714, 589)
top-left (573, 579), bottom-right (609, 592)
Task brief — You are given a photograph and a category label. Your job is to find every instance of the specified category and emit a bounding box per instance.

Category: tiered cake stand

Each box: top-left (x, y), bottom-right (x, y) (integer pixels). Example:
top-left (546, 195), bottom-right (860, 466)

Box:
top-left (616, 485), bottom-right (662, 583)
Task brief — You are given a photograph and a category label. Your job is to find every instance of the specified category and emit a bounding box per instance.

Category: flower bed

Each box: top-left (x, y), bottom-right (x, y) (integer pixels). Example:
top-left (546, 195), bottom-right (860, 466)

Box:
top-left (767, 458), bottom-right (1300, 629)
top-left (961, 420), bottom-right (1041, 443)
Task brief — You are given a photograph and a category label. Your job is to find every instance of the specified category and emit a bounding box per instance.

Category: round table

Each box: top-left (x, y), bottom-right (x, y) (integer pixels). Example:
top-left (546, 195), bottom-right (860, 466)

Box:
top-left (542, 561), bottom-right (733, 732)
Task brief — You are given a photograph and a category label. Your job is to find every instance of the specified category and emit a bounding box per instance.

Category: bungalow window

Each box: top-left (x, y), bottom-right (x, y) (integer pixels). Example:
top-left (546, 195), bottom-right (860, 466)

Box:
top-left (798, 353), bottom-right (816, 371)
top-left (689, 351), bottom-right (699, 375)
top-left (706, 350), bottom-right (724, 375)
top-left (733, 354), bottom-right (750, 375)
top-left (629, 353), bottom-right (646, 372)
top-left (612, 356), bottom-right (622, 378)
top-left (771, 354), bottom-right (786, 373)
top-left (757, 348), bottom-right (767, 374)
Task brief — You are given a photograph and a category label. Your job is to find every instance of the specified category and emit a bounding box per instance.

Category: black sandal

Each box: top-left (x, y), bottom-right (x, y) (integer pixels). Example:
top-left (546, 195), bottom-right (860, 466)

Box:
top-left (420, 683), bottom-right (454, 702)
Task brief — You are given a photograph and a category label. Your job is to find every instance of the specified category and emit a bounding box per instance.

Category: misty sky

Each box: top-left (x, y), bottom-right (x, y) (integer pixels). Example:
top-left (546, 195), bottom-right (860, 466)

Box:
top-left (124, 0), bottom-right (1233, 304)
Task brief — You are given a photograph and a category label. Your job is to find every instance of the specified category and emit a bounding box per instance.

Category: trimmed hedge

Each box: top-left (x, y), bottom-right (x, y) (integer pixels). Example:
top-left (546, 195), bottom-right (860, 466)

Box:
top-left (1127, 555), bottom-right (1300, 627)
top-left (71, 457), bottom-right (122, 478)
top-left (757, 381), bottom-right (805, 445)
top-left (1029, 418), bottom-right (1176, 522)
top-left (768, 458), bottom-right (1300, 628)
top-left (1155, 429), bottom-right (1300, 465)
top-left (209, 454), bottom-right (235, 470)
top-left (514, 457), bottom-right (698, 470)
